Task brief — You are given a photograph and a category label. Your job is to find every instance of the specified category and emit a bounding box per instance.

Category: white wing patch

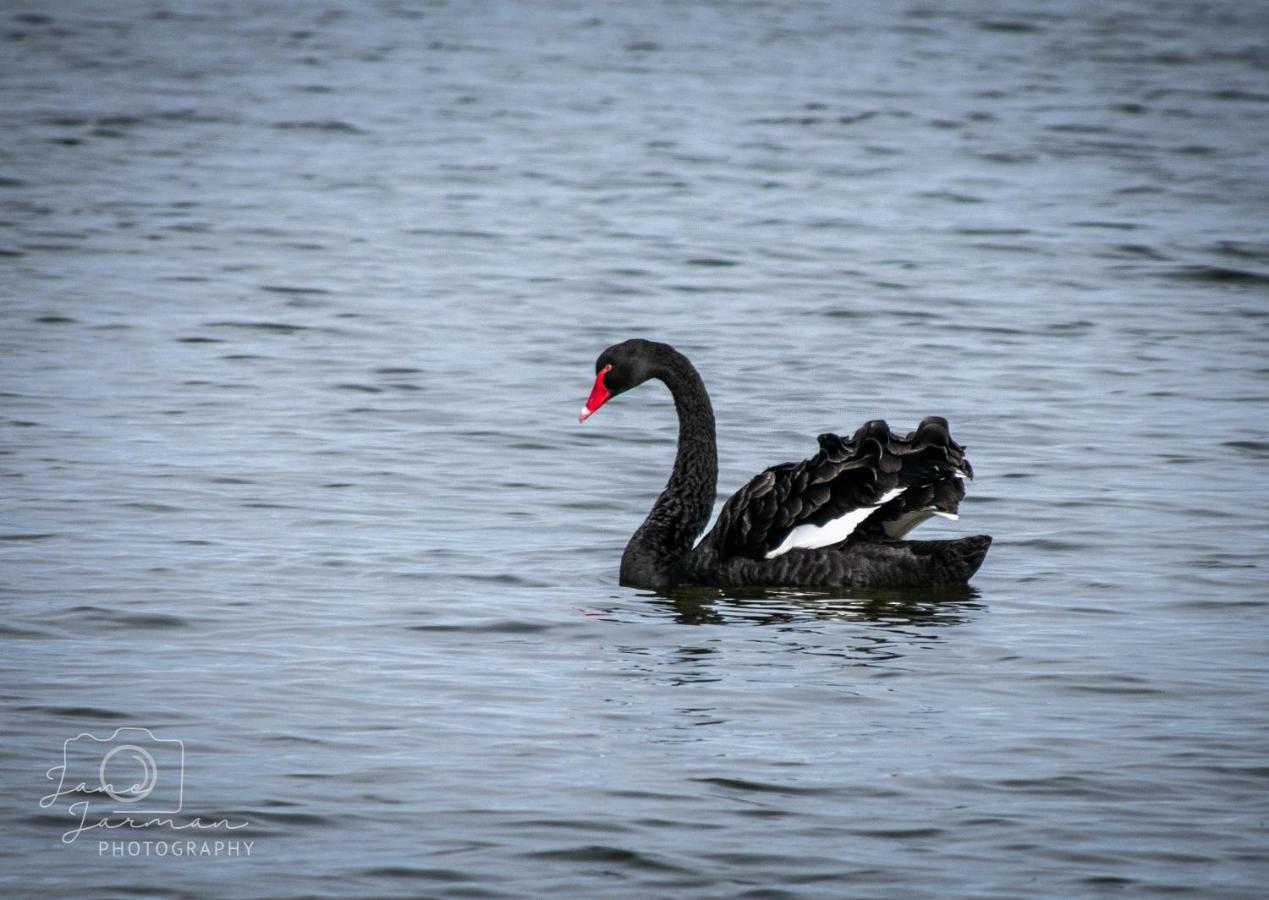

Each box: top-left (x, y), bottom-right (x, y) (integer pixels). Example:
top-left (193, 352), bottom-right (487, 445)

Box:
top-left (764, 488), bottom-right (905, 559)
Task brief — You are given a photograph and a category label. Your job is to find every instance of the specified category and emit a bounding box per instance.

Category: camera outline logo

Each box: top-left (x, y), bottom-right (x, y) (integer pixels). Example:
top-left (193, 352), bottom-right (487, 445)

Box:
top-left (45, 727), bottom-right (185, 817)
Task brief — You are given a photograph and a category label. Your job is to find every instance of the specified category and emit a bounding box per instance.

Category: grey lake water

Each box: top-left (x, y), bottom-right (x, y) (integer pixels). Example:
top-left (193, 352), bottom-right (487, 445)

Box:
top-left (3, 1), bottom-right (1268, 896)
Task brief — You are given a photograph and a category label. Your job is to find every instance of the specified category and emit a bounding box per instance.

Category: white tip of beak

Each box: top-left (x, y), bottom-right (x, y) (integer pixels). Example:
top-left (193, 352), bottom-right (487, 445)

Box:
top-left (579, 405), bottom-right (594, 423)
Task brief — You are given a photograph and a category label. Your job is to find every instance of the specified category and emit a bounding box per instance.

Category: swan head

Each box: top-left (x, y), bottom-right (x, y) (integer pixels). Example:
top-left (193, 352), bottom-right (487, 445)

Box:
top-left (578, 339), bottom-right (665, 422)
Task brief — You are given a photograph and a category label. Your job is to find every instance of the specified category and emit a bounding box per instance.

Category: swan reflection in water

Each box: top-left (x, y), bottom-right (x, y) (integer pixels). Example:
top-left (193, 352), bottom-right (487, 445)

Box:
top-left (645, 583), bottom-right (984, 629)
top-left (587, 587), bottom-right (987, 737)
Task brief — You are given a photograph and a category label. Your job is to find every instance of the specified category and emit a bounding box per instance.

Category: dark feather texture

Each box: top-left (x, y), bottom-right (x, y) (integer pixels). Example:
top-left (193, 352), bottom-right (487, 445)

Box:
top-left (704, 417), bottom-right (972, 560)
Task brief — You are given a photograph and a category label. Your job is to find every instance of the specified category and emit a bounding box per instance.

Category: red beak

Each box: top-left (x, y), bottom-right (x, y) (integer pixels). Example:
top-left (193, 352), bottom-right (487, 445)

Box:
top-left (579, 365), bottom-right (612, 422)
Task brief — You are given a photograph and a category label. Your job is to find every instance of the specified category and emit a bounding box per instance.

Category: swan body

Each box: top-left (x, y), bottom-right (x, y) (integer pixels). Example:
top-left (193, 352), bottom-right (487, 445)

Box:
top-left (580, 339), bottom-right (991, 589)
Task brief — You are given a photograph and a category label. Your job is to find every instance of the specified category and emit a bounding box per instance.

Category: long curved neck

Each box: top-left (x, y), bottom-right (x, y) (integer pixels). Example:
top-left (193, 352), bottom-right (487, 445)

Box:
top-left (620, 351), bottom-right (718, 587)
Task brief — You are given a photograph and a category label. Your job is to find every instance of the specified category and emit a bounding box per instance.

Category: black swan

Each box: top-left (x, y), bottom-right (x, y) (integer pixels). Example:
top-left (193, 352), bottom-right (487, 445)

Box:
top-left (579, 339), bottom-right (991, 589)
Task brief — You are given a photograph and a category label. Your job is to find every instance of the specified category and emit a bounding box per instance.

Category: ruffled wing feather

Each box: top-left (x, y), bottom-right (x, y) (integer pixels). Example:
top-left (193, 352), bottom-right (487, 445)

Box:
top-left (704, 417), bottom-right (973, 560)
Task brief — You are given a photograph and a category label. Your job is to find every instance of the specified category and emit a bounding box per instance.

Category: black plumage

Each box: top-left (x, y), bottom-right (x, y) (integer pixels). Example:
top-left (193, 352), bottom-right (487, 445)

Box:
top-left (581, 339), bottom-right (991, 589)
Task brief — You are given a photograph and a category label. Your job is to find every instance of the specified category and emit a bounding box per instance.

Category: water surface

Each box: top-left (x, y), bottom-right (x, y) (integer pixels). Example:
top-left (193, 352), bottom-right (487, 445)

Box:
top-left (2, 1), bottom-right (1268, 896)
